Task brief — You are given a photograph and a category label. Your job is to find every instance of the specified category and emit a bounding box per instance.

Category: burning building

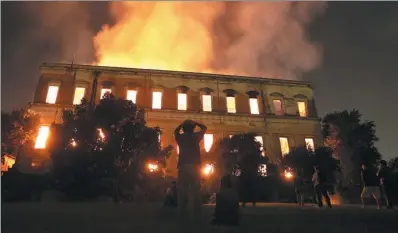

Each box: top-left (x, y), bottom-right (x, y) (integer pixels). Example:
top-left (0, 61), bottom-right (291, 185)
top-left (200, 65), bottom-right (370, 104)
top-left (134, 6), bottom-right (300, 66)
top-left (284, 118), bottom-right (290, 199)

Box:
top-left (23, 62), bottom-right (322, 176)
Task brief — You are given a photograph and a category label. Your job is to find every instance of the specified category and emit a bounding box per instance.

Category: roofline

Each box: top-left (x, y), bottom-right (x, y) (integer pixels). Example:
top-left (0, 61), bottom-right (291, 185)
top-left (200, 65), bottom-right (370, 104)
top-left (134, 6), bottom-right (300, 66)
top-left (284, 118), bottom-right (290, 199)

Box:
top-left (40, 62), bottom-right (313, 87)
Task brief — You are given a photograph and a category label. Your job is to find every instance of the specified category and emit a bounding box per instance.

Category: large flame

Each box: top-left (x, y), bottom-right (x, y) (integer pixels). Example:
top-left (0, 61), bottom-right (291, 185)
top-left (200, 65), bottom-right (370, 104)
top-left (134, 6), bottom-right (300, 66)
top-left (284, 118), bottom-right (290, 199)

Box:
top-left (94, 2), bottom-right (223, 72)
top-left (93, 2), bottom-right (326, 79)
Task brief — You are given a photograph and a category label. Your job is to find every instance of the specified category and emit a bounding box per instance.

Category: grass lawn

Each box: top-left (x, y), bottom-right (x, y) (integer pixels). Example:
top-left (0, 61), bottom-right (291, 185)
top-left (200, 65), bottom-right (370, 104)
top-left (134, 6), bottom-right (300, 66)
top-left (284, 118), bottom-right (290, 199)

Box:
top-left (2, 202), bottom-right (397, 233)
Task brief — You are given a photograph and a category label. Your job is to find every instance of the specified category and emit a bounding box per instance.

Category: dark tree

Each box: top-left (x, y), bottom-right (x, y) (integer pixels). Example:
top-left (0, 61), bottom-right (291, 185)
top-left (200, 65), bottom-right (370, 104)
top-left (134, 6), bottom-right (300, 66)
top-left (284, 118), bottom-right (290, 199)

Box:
top-left (282, 146), bottom-right (339, 182)
top-left (1, 109), bottom-right (41, 163)
top-left (48, 94), bottom-right (172, 200)
top-left (322, 109), bottom-right (380, 187)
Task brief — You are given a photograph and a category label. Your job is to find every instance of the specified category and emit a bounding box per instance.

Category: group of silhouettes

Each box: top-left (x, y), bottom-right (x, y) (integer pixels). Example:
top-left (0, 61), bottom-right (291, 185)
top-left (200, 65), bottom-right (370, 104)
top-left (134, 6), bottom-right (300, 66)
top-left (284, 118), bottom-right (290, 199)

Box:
top-left (163, 120), bottom-right (395, 227)
top-left (293, 161), bottom-right (395, 209)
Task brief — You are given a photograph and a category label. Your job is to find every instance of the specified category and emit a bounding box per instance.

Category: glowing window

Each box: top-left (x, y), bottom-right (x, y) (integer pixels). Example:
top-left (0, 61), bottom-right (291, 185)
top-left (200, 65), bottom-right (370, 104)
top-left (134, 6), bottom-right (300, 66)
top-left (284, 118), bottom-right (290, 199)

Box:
top-left (35, 126), bottom-right (50, 149)
top-left (258, 164), bottom-right (268, 177)
top-left (273, 99), bottom-right (284, 115)
top-left (255, 136), bottom-right (264, 156)
top-left (204, 134), bottom-right (214, 152)
top-left (249, 98), bottom-right (259, 115)
top-left (202, 95), bottom-right (212, 112)
top-left (127, 90), bottom-right (137, 103)
top-left (176, 145), bottom-right (179, 155)
top-left (73, 87), bottom-right (86, 105)
top-left (101, 88), bottom-right (112, 99)
top-left (279, 137), bottom-right (290, 156)
top-left (305, 138), bottom-right (315, 151)
top-left (297, 101), bottom-right (307, 117)
top-left (226, 96), bottom-right (236, 113)
top-left (46, 86), bottom-right (59, 104)
top-left (152, 91), bottom-right (162, 109)
top-left (229, 135), bottom-right (233, 139)
top-left (177, 93), bottom-right (187, 111)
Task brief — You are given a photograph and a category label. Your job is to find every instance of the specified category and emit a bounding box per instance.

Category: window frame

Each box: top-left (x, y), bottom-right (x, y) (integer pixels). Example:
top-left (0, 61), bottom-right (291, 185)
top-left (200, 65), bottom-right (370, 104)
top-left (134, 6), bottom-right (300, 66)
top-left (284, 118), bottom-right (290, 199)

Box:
top-left (45, 85), bottom-right (60, 104)
top-left (272, 99), bottom-right (284, 116)
top-left (177, 92), bottom-right (188, 111)
top-left (73, 87), bottom-right (86, 105)
top-left (279, 136), bottom-right (290, 157)
top-left (152, 91), bottom-right (163, 110)
top-left (202, 94), bottom-right (212, 112)
top-left (249, 97), bottom-right (260, 115)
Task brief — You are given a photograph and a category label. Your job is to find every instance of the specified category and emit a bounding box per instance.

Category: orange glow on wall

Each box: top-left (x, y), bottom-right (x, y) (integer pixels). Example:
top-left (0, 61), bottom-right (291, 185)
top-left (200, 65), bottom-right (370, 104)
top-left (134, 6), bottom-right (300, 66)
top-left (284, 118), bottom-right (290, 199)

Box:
top-left (127, 90), bottom-right (137, 103)
top-left (249, 98), bottom-right (259, 115)
top-left (297, 101), bottom-right (307, 117)
top-left (279, 137), bottom-right (290, 156)
top-left (101, 88), bottom-right (112, 99)
top-left (73, 87), bottom-right (86, 105)
top-left (177, 93), bottom-right (187, 110)
top-left (202, 94), bottom-right (212, 112)
top-left (152, 91), bottom-right (162, 109)
top-left (35, 126), bottom-right (50, 149)
top-left (204, 134), bottom-right (213, 152)
top-left (46, 86), bottom-right (59, 104)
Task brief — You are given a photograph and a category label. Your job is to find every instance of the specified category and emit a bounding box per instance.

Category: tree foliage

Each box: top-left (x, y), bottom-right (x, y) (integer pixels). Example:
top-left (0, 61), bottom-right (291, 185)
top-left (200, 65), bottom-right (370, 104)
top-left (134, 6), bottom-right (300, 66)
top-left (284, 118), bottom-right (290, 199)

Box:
top-left (1, 109), bottom-right (41, 156)
top-left (282, 146), bottom-right (339, 182)
top-left (322, 109), bottom-right (380, 166)
top-left (48, 94), bottom-right (173, 199)
top-left (208, 133), bottom-right (268, 178)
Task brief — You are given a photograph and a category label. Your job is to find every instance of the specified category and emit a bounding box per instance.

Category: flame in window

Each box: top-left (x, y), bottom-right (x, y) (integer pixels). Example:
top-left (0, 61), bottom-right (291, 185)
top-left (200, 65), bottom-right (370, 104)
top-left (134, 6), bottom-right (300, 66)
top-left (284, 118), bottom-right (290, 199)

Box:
top-left (305, 138), bottom-right (314, 151)
top-left (204, 134), bottom-right (213, 152)
top-left (152, 91), bottom-right (162, 109)
top-left (101, 88), bottom-right (112, 99)
top-left (177, 93), bottom-right (187, 110)
top-left (35, 126), bottom-right (50, 149)
top-left (202, 94), bottom-right (212, 112)
top-left (46, 86), bottom-right (59, 104)
top-left (258, 164), bottom-right (267, 177)
top-left (73, 87), bottom-right (86, 105)
top-left (255, 136), bottom-right (264, 156)
top-left (273, 99), bottom-right (283, 115)
top-left (297, 101), bottom-right (307, 117)
top-left (279, 137), bottom-right (290, 156)
top-left (249, 98), bottom-right (259, 115)
top-left (226, 96), bottom-right (236, 113)
top-left (127, 90), bottom-right (137, 103)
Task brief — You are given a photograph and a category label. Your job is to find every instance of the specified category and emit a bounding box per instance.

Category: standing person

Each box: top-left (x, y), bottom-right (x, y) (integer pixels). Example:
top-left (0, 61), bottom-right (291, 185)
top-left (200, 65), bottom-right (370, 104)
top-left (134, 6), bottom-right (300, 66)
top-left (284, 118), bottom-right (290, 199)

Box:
top-left (377, 160), bottom-right (394, 209)
top-left (312, 165), bottom-right (332, 208)
top-left (211, 175), bottom-right (240, 226)
top-left (239, 152), bottom-right (259, 207)
top-left (360, 164), bottom-right (381, 209)
top-left (294, 171), bottom-right (305, 207)
top-left (174, 120), bottom-right (207, 220)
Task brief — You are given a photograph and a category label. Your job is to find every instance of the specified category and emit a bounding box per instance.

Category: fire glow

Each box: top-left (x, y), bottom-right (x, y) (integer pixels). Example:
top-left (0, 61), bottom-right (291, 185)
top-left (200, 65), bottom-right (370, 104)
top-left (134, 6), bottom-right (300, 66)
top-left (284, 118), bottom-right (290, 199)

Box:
top-left (93, 2), bottom-right (326, 79)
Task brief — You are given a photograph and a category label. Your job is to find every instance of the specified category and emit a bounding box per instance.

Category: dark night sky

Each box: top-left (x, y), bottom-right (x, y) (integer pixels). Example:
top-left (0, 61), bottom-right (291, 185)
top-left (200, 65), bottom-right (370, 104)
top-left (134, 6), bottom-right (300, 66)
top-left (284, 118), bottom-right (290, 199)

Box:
top-left (1, 2), bottom-right (397, 159)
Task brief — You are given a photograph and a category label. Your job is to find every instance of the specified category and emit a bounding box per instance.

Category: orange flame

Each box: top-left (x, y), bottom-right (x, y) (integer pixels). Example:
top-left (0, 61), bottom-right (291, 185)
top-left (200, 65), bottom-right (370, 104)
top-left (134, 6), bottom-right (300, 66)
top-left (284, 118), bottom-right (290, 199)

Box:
top-left (94, 2), bottom-right (223, 72)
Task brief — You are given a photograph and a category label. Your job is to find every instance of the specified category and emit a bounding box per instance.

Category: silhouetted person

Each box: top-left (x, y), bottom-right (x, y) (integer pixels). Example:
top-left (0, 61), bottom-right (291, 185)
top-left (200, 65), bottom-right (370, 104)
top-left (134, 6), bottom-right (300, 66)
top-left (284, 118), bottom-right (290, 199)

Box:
top-left (174, 120), bottom-right (207, 220)
top-left (312, 166), bottom-right (332, 208)
top-left (378, 160), bottom-right (394, 209)
top-left (294, 172), bottom-right (305, 207)
top-left (360, 164), bottom-right (381, 209)
top-left (239, 152), bottom-right (259, 207)
top-left (211, 175), bottom-right (240, 226)
top-left (164, 181), bottom-right (178, 207)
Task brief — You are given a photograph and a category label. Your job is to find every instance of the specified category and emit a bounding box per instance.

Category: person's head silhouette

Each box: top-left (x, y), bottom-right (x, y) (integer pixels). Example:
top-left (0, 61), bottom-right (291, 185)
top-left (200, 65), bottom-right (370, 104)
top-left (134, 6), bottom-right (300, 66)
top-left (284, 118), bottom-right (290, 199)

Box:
top-left (182, 120), bottom-right (195, 133)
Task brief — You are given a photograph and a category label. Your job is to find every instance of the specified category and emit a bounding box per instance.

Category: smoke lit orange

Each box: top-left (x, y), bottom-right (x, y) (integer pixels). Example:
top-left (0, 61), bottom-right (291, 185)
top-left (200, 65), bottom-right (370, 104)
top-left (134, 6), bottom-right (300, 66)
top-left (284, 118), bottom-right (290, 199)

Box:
top-left (94, 2), bottom-right (326, 79)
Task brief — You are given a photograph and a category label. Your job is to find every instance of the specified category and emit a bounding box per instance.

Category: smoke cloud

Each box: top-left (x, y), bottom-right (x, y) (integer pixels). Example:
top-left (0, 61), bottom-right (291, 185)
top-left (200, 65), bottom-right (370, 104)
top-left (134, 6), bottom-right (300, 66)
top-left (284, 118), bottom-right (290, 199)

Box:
top-left (94, 2), bottom-right (327, 79)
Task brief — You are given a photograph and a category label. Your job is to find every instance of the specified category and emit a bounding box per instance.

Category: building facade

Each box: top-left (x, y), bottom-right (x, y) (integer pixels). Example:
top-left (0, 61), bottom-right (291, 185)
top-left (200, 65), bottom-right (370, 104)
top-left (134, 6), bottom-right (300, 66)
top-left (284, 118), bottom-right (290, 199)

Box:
top-left (25, 63), bottom-right (322, 176)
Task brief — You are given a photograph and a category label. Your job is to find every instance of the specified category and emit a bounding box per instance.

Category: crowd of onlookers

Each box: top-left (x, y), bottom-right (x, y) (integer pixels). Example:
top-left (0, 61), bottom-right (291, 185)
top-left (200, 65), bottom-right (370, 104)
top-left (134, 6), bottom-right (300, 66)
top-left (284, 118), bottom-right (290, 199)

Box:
top-left (164, 119), bottom-right (396, 227)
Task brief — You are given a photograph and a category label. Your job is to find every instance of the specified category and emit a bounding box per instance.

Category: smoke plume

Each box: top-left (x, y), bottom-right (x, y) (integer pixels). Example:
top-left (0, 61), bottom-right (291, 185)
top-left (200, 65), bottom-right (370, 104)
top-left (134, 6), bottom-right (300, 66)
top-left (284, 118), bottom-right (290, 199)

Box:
top-left (94, 2), bottom-right (327, 79)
